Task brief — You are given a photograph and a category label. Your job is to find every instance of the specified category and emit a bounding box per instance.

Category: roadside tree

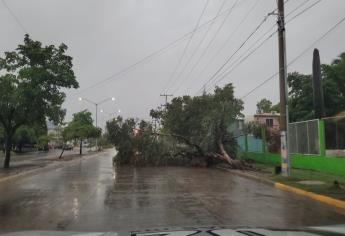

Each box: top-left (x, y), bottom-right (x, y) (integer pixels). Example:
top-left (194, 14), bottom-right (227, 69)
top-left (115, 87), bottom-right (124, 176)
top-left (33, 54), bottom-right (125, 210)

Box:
top-left (0, 35), bottom-right (78, 168)
top-left (63, 110), bottom-right (101, 156)
top-left (256, 98), bottom-right (273, 114)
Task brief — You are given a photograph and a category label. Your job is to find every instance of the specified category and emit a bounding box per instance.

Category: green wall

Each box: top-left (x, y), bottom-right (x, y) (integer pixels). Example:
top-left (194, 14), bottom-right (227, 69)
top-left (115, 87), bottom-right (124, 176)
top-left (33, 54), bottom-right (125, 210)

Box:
top-left (242, 152), bottom-right (345, 176)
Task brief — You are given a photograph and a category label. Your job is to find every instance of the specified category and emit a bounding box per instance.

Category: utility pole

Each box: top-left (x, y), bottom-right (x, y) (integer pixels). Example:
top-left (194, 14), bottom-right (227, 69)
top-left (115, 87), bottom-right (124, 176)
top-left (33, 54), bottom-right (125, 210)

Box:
top-left (160, 94), bottom-right (173, 109)
top-left (277, 0), bottom-right (290, 176)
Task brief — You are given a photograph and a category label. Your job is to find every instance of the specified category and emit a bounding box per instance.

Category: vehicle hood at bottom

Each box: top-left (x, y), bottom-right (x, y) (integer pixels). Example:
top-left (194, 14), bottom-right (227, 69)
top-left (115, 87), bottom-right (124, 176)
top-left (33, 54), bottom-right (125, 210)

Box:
top-left (1, 225), bottom-right (345, 236)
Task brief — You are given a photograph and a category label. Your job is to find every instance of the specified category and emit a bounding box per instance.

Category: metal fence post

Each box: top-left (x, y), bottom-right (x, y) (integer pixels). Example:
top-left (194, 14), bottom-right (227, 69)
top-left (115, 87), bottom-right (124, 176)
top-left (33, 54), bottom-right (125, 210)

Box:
top-left (318, 119), bottom-right (326, 156)
top-left (245, 134), bottom-right (248, 152)
top-left (261, 127), bottom-right (266, 153)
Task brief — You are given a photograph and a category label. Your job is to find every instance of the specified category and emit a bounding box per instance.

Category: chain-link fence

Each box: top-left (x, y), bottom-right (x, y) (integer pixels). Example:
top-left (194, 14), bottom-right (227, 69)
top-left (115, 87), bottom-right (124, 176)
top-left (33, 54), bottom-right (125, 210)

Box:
top-left (323, 116), bottom-right (345, 153)
top-left (288, 119), bottom-right (320, 155)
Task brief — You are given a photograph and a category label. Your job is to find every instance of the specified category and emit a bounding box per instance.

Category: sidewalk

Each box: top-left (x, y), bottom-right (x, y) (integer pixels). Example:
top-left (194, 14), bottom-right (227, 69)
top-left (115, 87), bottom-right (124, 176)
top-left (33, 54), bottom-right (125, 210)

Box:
top-left (217, 162), bottom-right (345, 211)
top-left (253, 162), bottom-right (345, 201)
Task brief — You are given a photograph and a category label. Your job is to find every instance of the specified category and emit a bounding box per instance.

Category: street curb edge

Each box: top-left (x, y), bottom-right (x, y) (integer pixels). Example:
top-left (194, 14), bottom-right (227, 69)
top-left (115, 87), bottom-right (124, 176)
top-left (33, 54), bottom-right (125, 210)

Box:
top-left (274, 182), bottom-right (345, 210)
top-left (217, 166), bottom-right (345, 211)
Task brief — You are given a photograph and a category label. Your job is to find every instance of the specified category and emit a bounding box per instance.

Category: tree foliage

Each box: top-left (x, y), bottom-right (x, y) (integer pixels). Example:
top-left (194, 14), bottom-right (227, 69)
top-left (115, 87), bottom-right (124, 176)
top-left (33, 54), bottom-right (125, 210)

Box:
top-left (107, 84), bottom-right (250, 169)
top-left (0, 35), bottom-right (79, 168)
top-left (106, 117), bottom-right (169, 166)
top-left (256, 98), bottom-right (273, 114)
top-left (162, 84), bottom-right (243, 161)
top-left (286, 53), bottom-right (345, 122)
top-left (63, 110), bottom-right (101, 155)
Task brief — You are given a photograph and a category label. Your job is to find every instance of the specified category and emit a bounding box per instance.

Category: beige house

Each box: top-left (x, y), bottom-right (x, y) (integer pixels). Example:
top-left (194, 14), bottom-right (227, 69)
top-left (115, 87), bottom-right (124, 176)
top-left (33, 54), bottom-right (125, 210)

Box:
top-left (254, 112), bottom-right (280, 130)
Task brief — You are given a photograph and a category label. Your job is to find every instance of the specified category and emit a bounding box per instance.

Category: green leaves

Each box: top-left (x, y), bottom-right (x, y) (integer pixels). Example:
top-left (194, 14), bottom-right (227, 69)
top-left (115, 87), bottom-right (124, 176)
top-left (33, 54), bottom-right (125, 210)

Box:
top-left (63, 110), bottom-right (101, 141)
top-left (163, 83), bottom-right (243, 155)
top-left (287, 52), bottom-right (345, 122)
top-left (0, 35), bottom-right (79, 167)
top-left (0, 34), bottom-right (79, 127)
top-left (256, 98), bottom-right (273, 114)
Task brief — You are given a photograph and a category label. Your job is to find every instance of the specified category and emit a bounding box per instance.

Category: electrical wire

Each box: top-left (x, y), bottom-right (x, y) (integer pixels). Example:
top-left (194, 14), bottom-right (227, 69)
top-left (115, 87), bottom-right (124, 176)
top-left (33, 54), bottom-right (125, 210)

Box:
top-left (195, 16), bottom-right (269, 95)
top-left (241, 15), bottom-right (345, 100)
top-left (161, 0), bottom-right (211, 94)
top-left (73, 2), bottom-right (235, 97)
top-left (197, 0), bottom-right (324, 95)
top-left (1, 0), bottom-right (27, 33)
top-left (286, 0), bottom-right (310, 18)
top-left (182, 0), bottom-right (260, 95)
top-left (207, 30), bottom-right (277, 92)
top-left (170, 0), bottom-right (240, 95)
top-left (179, 0), bottom-right (292, 95)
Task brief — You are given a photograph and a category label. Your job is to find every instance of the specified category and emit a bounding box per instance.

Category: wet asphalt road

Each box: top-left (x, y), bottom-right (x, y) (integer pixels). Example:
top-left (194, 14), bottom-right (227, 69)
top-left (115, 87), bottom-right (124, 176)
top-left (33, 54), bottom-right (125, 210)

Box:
top-left (0, 149), bottom-right (344, 233)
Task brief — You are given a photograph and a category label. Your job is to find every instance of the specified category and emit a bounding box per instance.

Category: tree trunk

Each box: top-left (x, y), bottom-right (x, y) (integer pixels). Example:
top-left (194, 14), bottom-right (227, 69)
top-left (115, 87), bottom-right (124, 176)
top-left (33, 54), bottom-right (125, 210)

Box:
top-left (79, 140), bottom-right (82, 155)
top-left (59, 146), bottom-right (65, 159)
top-left (4, 134), bottom-right (12, 169)
top-left (19, 143), bottom-right (22, 153)
top-left (218, 142), bottom-right (233, 164)
top-left (218, 142), bottom-right (251, 170)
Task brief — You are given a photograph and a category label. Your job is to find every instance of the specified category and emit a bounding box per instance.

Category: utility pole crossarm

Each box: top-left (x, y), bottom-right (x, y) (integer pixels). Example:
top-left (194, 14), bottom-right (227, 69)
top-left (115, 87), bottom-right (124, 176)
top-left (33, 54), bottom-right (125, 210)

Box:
top-left (160, 94), bottom-right (173, 108)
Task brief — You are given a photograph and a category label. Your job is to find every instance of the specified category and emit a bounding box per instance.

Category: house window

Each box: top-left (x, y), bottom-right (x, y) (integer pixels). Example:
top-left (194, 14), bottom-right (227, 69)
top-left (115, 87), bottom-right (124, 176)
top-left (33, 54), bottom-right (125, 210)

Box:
top-left (266, 118), bottom-right (273, 127)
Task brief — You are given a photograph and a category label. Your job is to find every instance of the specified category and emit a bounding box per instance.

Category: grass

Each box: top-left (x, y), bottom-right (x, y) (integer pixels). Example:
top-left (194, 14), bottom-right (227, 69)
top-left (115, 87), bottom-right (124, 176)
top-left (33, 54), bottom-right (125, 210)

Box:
top-left (253, 162), bottom-right (345, 200)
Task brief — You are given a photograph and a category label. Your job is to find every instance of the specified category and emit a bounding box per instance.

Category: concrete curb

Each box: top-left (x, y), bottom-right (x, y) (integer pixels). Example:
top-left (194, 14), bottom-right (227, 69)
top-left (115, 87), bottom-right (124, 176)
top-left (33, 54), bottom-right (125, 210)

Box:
top-left (275, 182), bottom-right (345, 210)
top-left (217, 166), bottom-right (345, 211)
top-left (0, 151), bottom-right (103, 183)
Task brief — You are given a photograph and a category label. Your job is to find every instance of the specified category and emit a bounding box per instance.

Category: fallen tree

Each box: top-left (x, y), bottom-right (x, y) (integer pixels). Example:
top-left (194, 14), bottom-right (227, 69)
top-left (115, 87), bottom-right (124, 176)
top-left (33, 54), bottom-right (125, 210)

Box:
top-left (107, 83), bottom-right (251, 169)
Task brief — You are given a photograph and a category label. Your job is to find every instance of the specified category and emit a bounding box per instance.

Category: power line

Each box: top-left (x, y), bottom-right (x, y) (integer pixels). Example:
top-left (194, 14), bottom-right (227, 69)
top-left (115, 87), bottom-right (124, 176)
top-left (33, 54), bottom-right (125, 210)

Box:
top-left (195, 15), bottom-right (269, 95)
top-left (171, 0), bottom-right (240, 95)
top-left (286, 0), bottom-right (322, 24)
top-left (182, 0), bottom-right (260, 95)
top-left (73, 2), bottom-right (235, 97)
top-left (241, 15), bottom-right (345, 100)
top-left (1, 0), bottom-right (27, 33)
top-left (180, 0), bottom-right (292, 95)
top-left (207, 30), bottom-right (277, 92)
top-left (199, 26), bottom-right (277, 95)
top-left (161, 0), bottom-right (211, 94)
top-left (285, 0), bottom-right (310, 18)
top-left (198, 0), bottom-right (324, 94)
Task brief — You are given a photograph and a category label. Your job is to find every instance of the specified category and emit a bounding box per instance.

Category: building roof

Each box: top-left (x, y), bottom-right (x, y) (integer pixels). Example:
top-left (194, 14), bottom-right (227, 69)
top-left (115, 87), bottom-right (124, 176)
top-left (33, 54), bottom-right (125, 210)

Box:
top-left (254, 112), bottom-right (280, 117)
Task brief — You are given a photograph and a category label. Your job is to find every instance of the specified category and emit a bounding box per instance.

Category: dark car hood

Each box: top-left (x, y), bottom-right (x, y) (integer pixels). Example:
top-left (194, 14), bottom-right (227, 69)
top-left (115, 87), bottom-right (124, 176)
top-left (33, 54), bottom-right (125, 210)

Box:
top-left (1, 225), bottom-right (345, 236)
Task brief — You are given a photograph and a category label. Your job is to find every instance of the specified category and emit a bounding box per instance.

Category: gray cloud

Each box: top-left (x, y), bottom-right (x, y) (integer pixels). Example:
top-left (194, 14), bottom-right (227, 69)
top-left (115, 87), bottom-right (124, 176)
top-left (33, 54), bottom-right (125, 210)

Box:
top-left (1, 0), bottom-right (345, 130)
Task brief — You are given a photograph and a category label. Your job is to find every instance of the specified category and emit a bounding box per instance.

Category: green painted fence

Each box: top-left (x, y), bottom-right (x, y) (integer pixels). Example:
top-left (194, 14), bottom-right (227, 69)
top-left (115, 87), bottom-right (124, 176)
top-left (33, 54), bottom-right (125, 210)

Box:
top-left (242, 152), bottom-right (345, 176)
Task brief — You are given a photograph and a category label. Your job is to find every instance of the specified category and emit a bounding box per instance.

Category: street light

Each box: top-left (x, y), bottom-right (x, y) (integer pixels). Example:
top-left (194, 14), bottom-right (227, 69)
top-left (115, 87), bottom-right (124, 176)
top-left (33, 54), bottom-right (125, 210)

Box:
top-left (78, 96), bottom-right (115, 149)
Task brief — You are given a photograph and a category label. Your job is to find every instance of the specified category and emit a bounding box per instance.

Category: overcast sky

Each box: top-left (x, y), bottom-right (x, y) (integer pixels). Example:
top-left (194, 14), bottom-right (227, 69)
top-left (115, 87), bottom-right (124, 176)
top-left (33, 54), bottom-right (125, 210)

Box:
top-left (1, 0), bottom-right (345, 129)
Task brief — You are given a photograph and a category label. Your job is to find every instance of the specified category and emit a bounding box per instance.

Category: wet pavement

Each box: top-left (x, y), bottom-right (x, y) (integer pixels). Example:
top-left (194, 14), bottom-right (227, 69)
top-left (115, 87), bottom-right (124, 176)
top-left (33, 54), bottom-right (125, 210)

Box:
top-left (0, 148), bottom-right (344, 233)
top-left (0, 149), bottom-right (91, 179)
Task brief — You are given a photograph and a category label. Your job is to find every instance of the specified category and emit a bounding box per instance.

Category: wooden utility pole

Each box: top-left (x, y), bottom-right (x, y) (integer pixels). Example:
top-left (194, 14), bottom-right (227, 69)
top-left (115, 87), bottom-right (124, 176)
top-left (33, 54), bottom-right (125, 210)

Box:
top-left (277, 0), bottom-right (290, 176)
top-left (160, 94), bottom-right (173, 109)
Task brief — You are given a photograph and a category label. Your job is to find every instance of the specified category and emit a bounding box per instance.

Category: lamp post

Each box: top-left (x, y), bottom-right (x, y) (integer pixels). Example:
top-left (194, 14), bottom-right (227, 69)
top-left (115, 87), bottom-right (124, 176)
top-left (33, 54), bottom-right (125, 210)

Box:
top-left (78, 97), bottom-right (115, 150)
